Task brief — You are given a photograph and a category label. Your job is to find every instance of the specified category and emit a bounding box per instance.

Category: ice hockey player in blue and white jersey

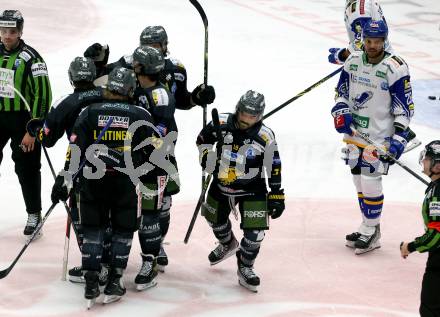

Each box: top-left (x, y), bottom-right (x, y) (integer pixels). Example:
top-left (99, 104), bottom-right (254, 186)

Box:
top-left (331, 20), bottom-right (414, 255)
top-left (328, 0), bottom-right (420, 153)
top-left (328, 0), bottom-right (391, 65)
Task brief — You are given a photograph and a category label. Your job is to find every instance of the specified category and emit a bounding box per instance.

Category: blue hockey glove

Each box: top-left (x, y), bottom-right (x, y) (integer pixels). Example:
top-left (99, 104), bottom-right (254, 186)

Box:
top-left (328, 48), bottom-right (346, 65)
top-left (331, 102), bottom-right (353, 135)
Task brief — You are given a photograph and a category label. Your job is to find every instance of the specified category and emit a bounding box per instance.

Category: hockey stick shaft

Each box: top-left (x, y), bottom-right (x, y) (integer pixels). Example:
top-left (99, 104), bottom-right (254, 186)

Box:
top-left (189, 0), bottom-right (209, 186)
top-left (0, 118), bottom-right (114, 279)
top-left (61, 215), bottom-right (72, 281)
top-left (351, 128), bottom-right (429, 186)
top-left (184, 108), bottom-right (222, 243)
top-left (263, 67), bottom-right (343, 120)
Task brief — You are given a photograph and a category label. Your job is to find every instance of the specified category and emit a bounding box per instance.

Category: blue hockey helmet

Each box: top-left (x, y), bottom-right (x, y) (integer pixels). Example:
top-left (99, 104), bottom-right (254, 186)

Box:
top-left (362, 20), bottom-right (388, 40)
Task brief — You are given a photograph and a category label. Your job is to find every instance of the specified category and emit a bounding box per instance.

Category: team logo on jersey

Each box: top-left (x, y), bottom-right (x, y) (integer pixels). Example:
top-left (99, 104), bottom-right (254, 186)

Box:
top-left (98, 115), bottom-right (129, 128)
top-left (31, 63), bottom-right (48, 77)
top-left (353, 91), bottom-right (373, 110)
top-left (381, 82), bottom-right (389, 91)
top-left (429, 202), bottom-right (440, 216)
top-left (18, 51), bottom-right (31, 62)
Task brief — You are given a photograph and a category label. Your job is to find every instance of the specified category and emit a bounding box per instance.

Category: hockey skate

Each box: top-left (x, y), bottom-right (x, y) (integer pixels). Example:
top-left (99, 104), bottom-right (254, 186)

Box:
top-left (84, 271), bottom-right (100, 309)
top-left (354, 225), bottom-right (381, 255)
top-left (134, 254), bottom-right (158, 291)
top-left (156, 245), bottom-right (168, 273)
top-left (68, 266), bottom-right (84, 283)
top-left (208, 235), bottom-right (239, 265)
top-left (23, 212), bottom-right (43, 241)
top-left (103, 268), bottom-right (126, 304)
top-left (237, 261), bottom-right (260, 293)
top-left (345, 232), bottom-right (361, 248)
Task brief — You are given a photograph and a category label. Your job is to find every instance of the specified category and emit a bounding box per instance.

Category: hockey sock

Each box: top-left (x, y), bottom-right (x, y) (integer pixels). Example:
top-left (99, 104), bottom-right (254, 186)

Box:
top-left (138, 211), bottom-right (161, 256)
top-left (82, 228), bottom-right (104, 271)
top-left (212, 220), bottom-right (232, 245)
top-left (159, 196), bottom-right (171, 238)
top-left (110, 231), bottom-right (133, 270)
top-left (362, 195), bottom-right (384, 227)
top-left (239, 229), bottom-right (265, 267)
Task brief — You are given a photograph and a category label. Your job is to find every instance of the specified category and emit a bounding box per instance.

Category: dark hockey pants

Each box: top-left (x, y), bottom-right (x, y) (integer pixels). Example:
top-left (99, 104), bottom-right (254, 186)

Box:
top-left (420, 249), bottom-right (440, 317)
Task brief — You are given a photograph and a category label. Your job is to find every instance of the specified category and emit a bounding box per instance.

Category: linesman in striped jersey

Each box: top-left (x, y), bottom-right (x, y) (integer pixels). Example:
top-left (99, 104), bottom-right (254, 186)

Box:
top-left (400, 141), bottom-right (440, 316)
top-left (0, 10), bottom-right (52, 238)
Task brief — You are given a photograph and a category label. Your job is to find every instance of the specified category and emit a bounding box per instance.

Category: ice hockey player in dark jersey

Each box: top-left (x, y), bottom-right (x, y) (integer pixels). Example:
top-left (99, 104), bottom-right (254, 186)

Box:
top-left (400, 141), bottom-right (440, 317)
top-left (51, 67), bottom-right (160, 308)
top-left (130, 45), bottom-right (175, 288)
top-left (26, 56), bottom-right (109, 285)
top-left (83, 25), bottom-right (215, 110)
top-left (196, 90), bottom-right (285, 292)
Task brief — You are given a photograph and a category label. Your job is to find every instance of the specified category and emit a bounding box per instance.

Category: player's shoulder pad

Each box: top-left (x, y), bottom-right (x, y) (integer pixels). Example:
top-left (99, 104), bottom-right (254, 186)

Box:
top-left (169, 57), bottom-right (186, 69)
top-left (151, 87), bottom-right (171, 107)
top-left (50, 94), bottom-right (70, 110)
top-left (20, 44), bottom-right (38, 62)
top-left (344, 51), bottom-right (362, 70)
top-left (383, 54), bottom-right (410, 79)
top-left (258, 124), bottom-right (276, 144)
top-left (123, 54), bottom-right (133, 65)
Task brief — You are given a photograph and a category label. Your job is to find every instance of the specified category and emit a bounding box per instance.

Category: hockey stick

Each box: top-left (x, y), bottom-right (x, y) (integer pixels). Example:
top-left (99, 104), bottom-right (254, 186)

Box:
top-left (263, 66), bottom-right (343, 120)
top-left (189, 0), bottom-right (209, 186)
top-left (351, 127), bottom-right (429, 186)
top-left (0, 118), bottom-right (114, 279)
top-left (61, 214), bottom-right (72, 281)
top-left (184, 108), bottom-right (221, 243)
top-left (8, 84), bottom-right (78, 279)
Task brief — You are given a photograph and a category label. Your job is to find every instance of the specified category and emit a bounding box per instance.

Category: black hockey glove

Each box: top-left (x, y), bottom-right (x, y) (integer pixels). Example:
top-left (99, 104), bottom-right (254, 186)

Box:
top-left (267, 189), bottom-right (285, 219)
top-left (26, 118), bottom-right (44, 138)
top-left (191, 84), bottom-right (216, 106)
top-left (51, 174), bottom-right (70, 204)
top-left (84, 43), bottom-right (110, 67)
top-left (199, 148), bottom-right (217, 173)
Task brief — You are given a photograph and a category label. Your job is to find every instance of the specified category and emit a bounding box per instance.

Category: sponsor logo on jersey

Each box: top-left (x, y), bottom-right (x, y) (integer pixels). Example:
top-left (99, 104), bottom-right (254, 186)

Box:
top-left (98, 115), bottom-right (129, 128)
top-left (353, 91), bottom-right (372, 110)
top-left (349, 64), bottom-right (358, 71)
top-left (174, 73), bottom-right (185, 82)
top-left (101, 103), bottom-right (130, 110)
top-left (429, 202), bottom-right (440, 216)
top-left (381, 82), bottom-right (389, 91)
top-left (18, 51), bottom-right (31, 62)
top-left (152, 88), bottom-right (169, 107)
top-left (223, 149), bottom-right (244, 164)
top-left (375, 70), bottom-right (386, 79)
top-left (14, 59), bottom-right (21, 69)
top-left (244, 210), bottom-right (266, 218)
top-left (352, 113), bottom-right (369, 128)
top-left (31, 63), bottom-right (48, 77)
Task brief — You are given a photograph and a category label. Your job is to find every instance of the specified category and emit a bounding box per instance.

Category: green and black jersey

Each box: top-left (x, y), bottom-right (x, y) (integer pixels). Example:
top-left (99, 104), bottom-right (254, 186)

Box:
top-left (408, 179), bottom-right (440, 253)
top-left (0, 39), bottom-right (52, 119)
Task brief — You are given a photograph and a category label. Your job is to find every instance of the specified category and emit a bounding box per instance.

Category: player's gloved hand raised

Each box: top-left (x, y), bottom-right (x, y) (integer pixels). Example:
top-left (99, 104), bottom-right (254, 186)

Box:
top-left (84, 43), bottom-right (110, 66)
top-left (26, 118), bottom-right (44, 138)
top-left (328, 48), bottom-right (346, 65)
top-left (51, 174), bottom-right (70, 204)
top-left (192, 84), bottom-right (216, 106)
top-left (267, 188), bottom-right (285, 219)
top-left (331, 102), bottom-right (353, 135)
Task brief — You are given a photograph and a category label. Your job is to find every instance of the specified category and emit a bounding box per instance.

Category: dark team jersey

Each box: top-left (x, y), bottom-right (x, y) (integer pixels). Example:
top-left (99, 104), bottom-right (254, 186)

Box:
top-left (134, 83), bottom-right (177, 136)
top-left (0, 40), bottom-right (52, 118)
top-left (69, 100), bottom-right (157, 173)
top-left (196, 113), bottom-right (282, 196)
top-left (408, 179), bottom-right (440, 253)
top-left (39, 87), bottom-right (104, 147)
top-left (104, 54), bottom-right (193, 110)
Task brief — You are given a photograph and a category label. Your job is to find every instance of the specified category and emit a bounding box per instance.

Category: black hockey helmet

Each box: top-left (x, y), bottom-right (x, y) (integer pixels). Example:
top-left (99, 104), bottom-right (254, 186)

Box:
top-left (139, 26), bottom-right (168, 53)
top-left (235, 90), bottom-right (265, 119)
top-left (0, 10), bottom-right (24, 32)
top-left (106, 67), bottom-right (136, 97)
top-left (132, 46), bottom-right (165, 75)
top-left (68, 57), bottom-right (96, 85)
top-left (419, 140), bottom-right (440, 169)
